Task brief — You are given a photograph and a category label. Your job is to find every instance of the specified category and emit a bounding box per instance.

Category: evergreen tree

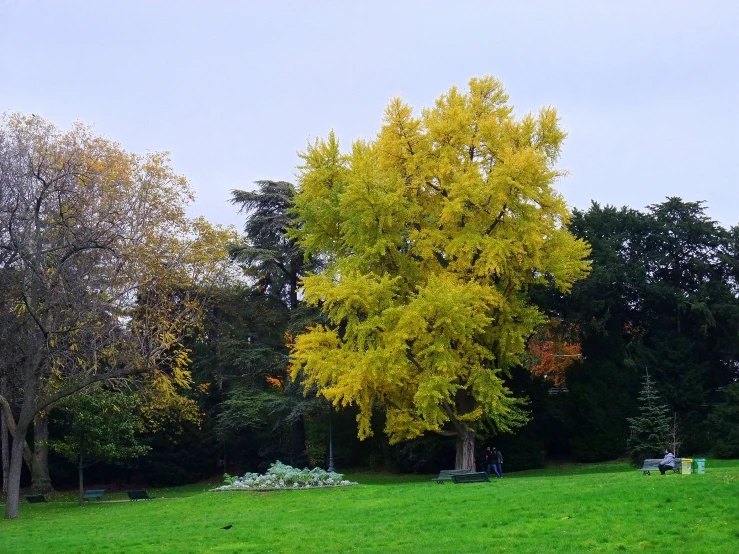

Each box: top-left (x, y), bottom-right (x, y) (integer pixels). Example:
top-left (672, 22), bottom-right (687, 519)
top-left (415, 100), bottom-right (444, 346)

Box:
top-left (559, 203), bottom-right (647, 461)
top-left (230, 181), bottom-right (306, 312)
top-left (707, 383), bottom-right (739, 459)
top-left (627, 372), bottom-right (672, 464)
top-left (542, 200), bottom-right (739, 461)
top-left (210, 181), bottom-right (323, 468)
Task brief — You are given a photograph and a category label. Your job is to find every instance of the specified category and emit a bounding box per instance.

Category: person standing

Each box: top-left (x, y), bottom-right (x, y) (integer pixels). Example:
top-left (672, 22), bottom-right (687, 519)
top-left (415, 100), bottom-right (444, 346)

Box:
top-left (482, 447), bottom-right (494, 477)
top-left (658, 448), bottom-right (675, 475)
top-left (492, 447), bottom-right (503, 478)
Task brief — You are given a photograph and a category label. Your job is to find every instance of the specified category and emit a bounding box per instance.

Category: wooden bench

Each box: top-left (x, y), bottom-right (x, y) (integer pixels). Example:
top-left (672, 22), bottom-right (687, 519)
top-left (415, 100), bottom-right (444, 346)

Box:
top-left (127, 489), bottom-right (154, 501)
top-left (639, 458), bottom-right (682, 475)
top-left (452, 472), bottom-right (490, 484)
top-left (431, 469), bottom-right (472, 484)
top-left (83, 489), bottom-right (106, 501)
top-left (26, 494), bottom-right (48, 503)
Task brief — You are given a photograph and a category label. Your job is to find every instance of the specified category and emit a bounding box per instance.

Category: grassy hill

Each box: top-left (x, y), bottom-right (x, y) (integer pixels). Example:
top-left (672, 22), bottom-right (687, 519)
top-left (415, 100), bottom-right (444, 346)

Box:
top-left (2, 460), bottom-right (738, 553)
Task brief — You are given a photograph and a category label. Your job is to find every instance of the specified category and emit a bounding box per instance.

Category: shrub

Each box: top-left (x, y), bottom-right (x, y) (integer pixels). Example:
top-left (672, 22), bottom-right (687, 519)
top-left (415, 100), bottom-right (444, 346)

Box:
top-left (214, 461), bottom-right (357, 491)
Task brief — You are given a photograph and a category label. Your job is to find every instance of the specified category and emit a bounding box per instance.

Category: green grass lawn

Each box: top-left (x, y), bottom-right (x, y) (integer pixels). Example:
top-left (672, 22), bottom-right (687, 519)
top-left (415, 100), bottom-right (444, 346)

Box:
top-left (2, 460), bottom-right (738, 553)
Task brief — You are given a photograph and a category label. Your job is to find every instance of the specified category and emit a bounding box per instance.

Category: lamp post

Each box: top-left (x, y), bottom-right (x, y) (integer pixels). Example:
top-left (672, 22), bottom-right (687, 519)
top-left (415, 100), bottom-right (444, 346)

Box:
top-left (327, 404), bottom-right (335, 473)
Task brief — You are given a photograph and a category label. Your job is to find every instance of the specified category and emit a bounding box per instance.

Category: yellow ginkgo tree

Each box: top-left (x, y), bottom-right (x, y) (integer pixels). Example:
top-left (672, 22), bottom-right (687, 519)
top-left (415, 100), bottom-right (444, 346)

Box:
top-left (290, 76), bottom-right (590, 469)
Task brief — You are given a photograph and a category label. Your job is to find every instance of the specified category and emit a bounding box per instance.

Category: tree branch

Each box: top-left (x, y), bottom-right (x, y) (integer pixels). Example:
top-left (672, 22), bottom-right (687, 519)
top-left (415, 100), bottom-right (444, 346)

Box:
top-left (20, 291), bottom-right (49, 338)
top-left (34, 367), bottom-right (148, 414)
top-left (441, 399), bottom-right (468, 436)
top-left (483, 204), bottom-right (507, 237)
top-left (425, 180), bottom-right (449, 199)
top-left (405, 348), bottom-right (424, 373)
top-left (469, 204), bottom-right (508, 268)
top-left (0, 394), bottom-right (16, 435)
top-left (405, 349), bottom-right (467, 437)
top-left (432, 429), bottom-right (458, 437)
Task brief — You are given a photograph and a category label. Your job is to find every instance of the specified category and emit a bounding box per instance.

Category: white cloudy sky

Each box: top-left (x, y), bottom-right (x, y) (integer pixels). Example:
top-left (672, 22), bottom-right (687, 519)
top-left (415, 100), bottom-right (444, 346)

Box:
top-left (1, 0), bottom-right (737, 229)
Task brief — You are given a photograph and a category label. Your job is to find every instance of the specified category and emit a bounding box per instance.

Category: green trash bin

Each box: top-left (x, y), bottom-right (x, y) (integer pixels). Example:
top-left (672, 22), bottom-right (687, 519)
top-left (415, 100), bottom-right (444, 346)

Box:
top-left (693, 458), bottom-right (706, 474)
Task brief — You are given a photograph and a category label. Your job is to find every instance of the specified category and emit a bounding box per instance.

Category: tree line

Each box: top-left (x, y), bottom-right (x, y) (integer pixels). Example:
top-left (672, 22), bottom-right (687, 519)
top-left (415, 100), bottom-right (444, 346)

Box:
top-left (1, 77), bottom-right (738, 520)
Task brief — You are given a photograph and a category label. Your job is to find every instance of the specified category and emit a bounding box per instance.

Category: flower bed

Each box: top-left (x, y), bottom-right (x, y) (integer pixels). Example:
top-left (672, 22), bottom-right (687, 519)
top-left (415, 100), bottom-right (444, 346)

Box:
top-left (213, 461), bottom-right (358, 491)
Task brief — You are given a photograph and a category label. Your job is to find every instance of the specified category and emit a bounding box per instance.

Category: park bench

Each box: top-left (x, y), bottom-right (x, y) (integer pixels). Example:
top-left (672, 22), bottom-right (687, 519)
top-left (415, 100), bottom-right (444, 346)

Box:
top-left (639, 458), bottom-right (682, 475)
top-left (452, 472), bottom-right (490, 484)
top-left (127, 489), bottom-right (154, 501)
top-left (83, 489), bottom-right (106, 501)
top-left (431, 469), bottom-right (472, 484)
top-left (26, 494), bottom-right (48, 503)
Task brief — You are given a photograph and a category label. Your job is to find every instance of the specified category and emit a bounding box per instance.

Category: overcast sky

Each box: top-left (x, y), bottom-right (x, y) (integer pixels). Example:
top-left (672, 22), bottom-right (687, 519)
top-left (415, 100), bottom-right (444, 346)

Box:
top-left (2, 0), bottom-right (737, 230)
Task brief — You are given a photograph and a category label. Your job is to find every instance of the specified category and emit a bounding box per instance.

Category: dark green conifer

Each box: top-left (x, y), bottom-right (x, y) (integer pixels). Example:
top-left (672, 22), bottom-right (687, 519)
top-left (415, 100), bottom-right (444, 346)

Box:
top-left (627, 372), bottom-right (672, 465)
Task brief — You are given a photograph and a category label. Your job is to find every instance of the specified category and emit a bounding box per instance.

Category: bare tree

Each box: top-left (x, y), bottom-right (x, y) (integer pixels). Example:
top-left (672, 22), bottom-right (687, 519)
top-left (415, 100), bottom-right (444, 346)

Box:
top-left (0, 114), bottom-right (234, 518)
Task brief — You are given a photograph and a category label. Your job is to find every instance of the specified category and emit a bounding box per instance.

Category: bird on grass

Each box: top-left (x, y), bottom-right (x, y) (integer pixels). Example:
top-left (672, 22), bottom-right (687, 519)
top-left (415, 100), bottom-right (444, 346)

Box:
top-left (221, 525), bottom-right (233, 530)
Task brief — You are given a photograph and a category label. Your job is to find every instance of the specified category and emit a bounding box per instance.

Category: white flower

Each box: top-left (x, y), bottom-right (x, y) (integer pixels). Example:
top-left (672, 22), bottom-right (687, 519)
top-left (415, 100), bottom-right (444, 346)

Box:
top-left (218, 462), bottom-right (357, 491)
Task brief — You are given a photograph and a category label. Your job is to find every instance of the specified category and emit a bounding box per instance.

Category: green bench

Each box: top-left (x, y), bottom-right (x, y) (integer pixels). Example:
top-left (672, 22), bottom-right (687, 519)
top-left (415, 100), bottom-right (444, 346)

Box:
top-left (83, 489), bottom-right (106, 501)
top-left (452, 472), bottom-right (490, 484)
top-left (127, 489), bottom-right (154, 501)
top-left (639, 458), bottom-right (682, 475)
top-left (26, 494), bottom-right (48, 503)
top-left (431, 469), bottom-right (472, 484)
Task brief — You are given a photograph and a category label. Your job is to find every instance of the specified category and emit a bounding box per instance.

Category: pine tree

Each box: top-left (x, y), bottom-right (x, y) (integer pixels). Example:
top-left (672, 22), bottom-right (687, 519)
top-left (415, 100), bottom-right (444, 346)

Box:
top-left (707, 383), bottom-right (739, 458)
top-left (627, 372), bottom-right (672, 464)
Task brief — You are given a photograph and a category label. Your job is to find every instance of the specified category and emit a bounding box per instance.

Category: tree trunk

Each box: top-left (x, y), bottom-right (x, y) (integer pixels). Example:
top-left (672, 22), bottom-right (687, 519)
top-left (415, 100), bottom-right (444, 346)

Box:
top-left (0, 393), bottom-right (34, 472)
top-left (4, 417), bottom-right (32, 519)
top-left (1, 377), bottom-right (9, 500)
top-left (289, 270), bottom-right (298, 312)
top-left (1, 411), bottom-right (8, 501)
top-left (31, 413), bottom-right (54, 494)
top-left (455, 430), bottom-right (476, 471)
top-left (78, 455), bottom-right (84, 507)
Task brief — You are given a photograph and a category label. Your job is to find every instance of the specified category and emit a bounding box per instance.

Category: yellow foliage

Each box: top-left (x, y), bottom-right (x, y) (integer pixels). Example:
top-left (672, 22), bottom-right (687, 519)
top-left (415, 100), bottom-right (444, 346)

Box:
top-left (0, 113), bottom-right (237, 410)
top-left (291, 76), bottom-right (590, 444)
top-left (139, 375), bottom-right (202, 435)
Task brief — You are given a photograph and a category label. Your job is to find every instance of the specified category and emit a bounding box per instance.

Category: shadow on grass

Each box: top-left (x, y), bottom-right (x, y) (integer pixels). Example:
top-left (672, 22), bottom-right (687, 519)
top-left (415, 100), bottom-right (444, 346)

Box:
top-left (509, 460), bottom-right (635, 478)
top-left (9, 480), bottom-right (218, 506)
top-left (344, 461), bottom-right (638, 486)
top-left (7, 459), bottom-right (738, 503)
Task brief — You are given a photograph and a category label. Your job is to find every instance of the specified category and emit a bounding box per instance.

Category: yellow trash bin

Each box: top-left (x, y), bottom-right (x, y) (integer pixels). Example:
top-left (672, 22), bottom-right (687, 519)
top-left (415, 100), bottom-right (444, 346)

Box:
top-left (682, 458), bottom-right (692, 474)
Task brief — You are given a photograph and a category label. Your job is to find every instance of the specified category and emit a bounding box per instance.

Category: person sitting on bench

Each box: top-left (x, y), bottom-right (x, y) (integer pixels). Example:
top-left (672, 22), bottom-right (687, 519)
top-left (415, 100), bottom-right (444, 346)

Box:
top-left (658, 448), bottom-right (675, 475)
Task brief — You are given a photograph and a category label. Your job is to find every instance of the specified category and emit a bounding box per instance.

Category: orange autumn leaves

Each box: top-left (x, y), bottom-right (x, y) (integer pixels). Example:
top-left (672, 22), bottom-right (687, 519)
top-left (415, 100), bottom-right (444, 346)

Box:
top-left (526, 323), bottom-right (582, 386)
top-left (266, 376), bottom-right (283, 389)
